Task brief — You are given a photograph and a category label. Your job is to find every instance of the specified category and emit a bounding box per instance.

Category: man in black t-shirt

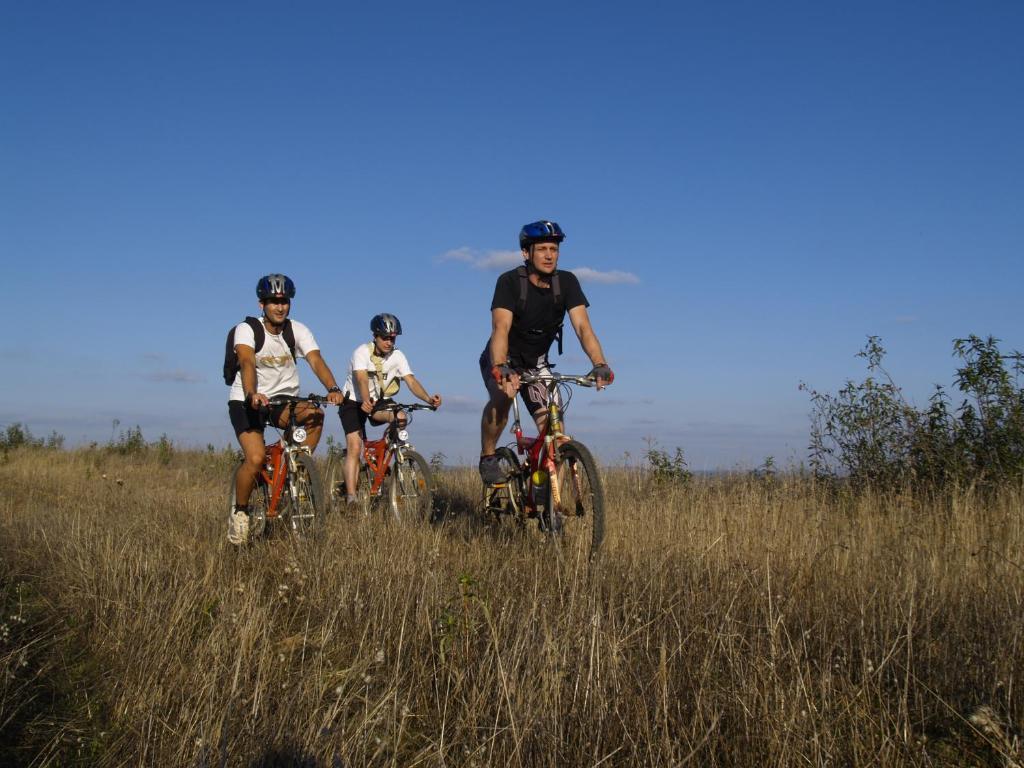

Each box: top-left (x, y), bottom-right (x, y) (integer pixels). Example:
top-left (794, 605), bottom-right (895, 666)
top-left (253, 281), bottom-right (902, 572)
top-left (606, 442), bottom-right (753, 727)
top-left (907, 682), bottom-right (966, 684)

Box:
top-left (478, 220), bottom-right (614, 484)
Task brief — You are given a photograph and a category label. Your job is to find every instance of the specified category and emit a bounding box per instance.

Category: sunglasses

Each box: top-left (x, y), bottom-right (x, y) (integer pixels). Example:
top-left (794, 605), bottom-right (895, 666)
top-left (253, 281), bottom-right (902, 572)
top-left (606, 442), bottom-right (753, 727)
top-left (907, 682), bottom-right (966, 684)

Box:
top-left (376, 334), bottom-right (397, 342)
top-left (263, 296), bottom-right (291, 305)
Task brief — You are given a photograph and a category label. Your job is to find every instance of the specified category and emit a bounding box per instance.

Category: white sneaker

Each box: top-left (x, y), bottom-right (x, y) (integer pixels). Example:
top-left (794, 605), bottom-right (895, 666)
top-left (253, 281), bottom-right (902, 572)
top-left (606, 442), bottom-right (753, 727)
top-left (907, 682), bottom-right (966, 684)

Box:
top-left (227, 509), bottom-right (250, 545)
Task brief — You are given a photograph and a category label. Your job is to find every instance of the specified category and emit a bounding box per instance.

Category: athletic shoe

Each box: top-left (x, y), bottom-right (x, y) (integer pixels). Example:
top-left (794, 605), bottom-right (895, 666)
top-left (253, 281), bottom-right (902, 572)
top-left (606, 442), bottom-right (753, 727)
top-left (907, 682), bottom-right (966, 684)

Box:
top-left (478, 454), bottom-right (505, 485)
top-left (227, 509), bottom-right (249, 545)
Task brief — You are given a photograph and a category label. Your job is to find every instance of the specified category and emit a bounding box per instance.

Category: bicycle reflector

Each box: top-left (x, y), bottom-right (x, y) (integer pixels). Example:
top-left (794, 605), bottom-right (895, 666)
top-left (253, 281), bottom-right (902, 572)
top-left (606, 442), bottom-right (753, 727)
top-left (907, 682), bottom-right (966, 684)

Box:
top-left (532, 469), bottom-right (548, 486)
top-left (397, 428), bottom-right (410, 442)
top-left (291, 427), bottom-right (308, 443)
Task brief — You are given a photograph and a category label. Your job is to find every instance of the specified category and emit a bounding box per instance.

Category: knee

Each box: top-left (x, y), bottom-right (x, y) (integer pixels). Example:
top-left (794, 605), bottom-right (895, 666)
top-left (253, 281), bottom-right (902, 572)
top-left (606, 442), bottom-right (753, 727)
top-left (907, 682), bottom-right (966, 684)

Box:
top-left (243, 451), bottom-right (264, 470)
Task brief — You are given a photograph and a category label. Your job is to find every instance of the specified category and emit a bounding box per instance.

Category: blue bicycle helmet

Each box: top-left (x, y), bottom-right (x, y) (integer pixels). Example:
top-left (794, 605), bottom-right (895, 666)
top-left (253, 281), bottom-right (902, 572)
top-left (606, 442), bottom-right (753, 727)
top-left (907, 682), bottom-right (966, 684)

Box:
top-left (519, 220), bottom-right (565, 250)
top-left (370, 313), bottom-right (402, 336)
top-left (256, 274), bottom-right (296, 300)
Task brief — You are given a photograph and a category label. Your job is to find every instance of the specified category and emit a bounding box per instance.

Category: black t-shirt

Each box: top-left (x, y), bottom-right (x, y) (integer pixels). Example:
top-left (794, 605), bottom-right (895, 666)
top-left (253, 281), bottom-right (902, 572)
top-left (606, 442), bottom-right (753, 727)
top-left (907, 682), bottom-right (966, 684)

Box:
top-left (490, 268), bottom-right (589, 364)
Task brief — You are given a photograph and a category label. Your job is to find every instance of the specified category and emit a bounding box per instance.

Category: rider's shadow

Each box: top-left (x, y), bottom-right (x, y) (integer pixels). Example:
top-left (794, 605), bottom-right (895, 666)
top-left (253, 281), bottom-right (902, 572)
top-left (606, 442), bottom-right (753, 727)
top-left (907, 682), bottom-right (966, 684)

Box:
top-left (431, 479), bottom-right (536, 545)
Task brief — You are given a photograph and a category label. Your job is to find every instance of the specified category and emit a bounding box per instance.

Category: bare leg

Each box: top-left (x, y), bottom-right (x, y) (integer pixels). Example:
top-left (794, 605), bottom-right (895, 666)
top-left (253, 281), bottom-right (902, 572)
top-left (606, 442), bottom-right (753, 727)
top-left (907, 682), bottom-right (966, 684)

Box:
top-left (481, 391), bottom-right (513, 456)
top-left (235, 430), bottom-right (266, 506)
top-left (344, 430), bottom-right (363, 500)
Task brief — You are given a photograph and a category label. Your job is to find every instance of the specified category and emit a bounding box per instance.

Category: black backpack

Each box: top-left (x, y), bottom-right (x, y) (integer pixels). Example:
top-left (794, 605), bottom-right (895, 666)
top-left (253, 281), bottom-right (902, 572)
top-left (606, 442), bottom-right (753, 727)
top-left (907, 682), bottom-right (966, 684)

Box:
top-left (516, 265), bottom-right (565, 355)
top-left (223, 317), bottom-right (296, 385)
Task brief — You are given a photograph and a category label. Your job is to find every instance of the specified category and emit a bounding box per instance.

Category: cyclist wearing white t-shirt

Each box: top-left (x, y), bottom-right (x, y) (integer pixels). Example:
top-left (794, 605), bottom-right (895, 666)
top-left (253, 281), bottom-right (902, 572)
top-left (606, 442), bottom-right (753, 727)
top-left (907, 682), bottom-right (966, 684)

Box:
top-left (227, 274), bottom-right (344, 542)
top-left (338, 313), bottom-right (442, 506)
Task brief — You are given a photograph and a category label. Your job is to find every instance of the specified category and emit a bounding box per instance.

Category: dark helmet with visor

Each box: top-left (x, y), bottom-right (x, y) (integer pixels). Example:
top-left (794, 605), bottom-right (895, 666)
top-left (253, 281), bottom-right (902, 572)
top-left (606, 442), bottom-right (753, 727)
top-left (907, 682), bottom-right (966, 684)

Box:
top-left (519, 220), bottom-right (566, 251)
top-left (256, 274), bottom-right (296, 301)
top-left (370, 313), bottom-right (402, 337)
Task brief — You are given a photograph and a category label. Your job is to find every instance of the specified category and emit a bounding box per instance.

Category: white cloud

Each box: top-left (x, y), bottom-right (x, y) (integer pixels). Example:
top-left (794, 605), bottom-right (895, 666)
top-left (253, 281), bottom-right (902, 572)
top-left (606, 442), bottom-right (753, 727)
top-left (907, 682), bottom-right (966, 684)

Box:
top-left (438, 247), bottom-right (521, 271)
top-left (439, 249), bottom-right (640, 285)
top-left (573, 267), bottom-right (640, 285)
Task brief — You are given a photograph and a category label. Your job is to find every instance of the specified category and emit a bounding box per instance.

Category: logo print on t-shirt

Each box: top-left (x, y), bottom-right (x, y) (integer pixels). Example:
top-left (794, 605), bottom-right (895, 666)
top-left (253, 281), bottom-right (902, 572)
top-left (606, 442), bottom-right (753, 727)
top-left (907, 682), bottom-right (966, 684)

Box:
top-left (257, 354), bottom-right (293, 368)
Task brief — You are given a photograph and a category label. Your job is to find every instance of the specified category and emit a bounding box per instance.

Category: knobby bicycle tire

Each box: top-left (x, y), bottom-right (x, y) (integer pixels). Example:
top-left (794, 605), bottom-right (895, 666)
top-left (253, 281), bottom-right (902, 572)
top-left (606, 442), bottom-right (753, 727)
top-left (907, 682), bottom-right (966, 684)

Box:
top-left (388, 449), bottom-right (434, 522)
top-left (284, 453), bottom-right (322, 538)
top-left (229, 462), bottom-right (269, 543)
top-left (553, 440), bottom-right (606, 556)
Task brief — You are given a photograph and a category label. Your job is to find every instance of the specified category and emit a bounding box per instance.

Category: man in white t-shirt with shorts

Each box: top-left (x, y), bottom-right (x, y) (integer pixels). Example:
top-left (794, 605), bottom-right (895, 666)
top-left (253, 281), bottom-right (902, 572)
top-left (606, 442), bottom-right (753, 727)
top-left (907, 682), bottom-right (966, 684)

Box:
top-left (338, 313), bottom-right (442, 506)
top-left (227, 273), bottom-right (344, 543)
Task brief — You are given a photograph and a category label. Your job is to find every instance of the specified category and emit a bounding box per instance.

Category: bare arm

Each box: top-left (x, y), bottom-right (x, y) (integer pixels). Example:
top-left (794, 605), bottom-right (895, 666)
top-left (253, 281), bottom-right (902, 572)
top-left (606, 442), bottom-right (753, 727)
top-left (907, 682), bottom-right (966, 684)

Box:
top-left (236, 345), bottom-right (267, 408)
top-left (354, 369), bottom-right (374, 413)
top-left (488, 307), bottom-right (519, 397)
top-left (304, 349), bottom-right (343, 404)
top-left (403, 375), bottom-right (442, 408)
top-left (567, 305), bottom-right (608, 367)
top-left (488, 308), bottom-right (513, 365)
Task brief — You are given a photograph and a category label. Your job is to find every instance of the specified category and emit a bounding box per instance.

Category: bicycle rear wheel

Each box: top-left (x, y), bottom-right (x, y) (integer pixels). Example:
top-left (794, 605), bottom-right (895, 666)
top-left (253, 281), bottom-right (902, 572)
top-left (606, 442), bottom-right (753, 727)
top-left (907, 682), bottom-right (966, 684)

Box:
top-left (228, 462), bottom-right (269, 544)
top-left (552, 440), bottom-right (605, 556)
top-left (388, 449), bottom-right (434, 522)
top-left (283, 454), bottom-right (323, 538)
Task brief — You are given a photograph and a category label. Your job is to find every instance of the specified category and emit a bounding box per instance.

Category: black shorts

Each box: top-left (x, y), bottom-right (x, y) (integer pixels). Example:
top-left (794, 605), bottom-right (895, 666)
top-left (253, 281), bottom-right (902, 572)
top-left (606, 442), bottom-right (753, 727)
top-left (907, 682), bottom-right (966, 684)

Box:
top-left (338, 397), bottom-right (395, 436)
top-left (227, 400), bottom-right (288, 437)
top-left (479, 346), bottom-right (559, 416)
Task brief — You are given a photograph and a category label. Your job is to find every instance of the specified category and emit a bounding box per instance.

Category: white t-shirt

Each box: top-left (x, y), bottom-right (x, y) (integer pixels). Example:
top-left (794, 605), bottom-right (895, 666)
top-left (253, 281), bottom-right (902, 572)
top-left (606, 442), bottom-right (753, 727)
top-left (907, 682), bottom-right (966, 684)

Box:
top-left (343, 343), bottom-right (413, 402)
top-left (228, 319), bottom-right (319, 402)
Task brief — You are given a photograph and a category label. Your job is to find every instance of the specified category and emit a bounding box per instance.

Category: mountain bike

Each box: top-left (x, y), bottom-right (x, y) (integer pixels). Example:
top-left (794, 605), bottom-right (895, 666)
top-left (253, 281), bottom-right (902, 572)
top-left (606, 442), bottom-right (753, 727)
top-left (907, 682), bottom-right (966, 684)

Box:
top-left (485, 372), bottom-right (606, 556)
top-left (324, 402), bottom-right (437, 521)
top-left (228, 394), bottom-right (327, 542)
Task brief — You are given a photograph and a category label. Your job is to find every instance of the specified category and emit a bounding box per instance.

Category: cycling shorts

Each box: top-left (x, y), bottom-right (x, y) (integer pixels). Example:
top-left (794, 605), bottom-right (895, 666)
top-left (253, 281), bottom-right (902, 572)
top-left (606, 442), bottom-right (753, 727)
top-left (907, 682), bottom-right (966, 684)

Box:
top-left (479, 346), bottom-right (560, 416)
top-left (227, 400), bottom-right (288, 437)
top-left (338, 396), bottom-right (396, 437)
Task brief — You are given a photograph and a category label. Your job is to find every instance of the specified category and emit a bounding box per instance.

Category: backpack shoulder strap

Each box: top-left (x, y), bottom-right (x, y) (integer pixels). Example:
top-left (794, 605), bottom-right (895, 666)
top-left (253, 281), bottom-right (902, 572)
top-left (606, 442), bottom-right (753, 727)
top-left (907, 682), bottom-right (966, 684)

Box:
top-left (516, 265), bottom-right (529, 312)
top-left (282, 319), bottom-right (297, 360)
top-left (551, 271), bottom-right (563, 311)
top-left (243, 316), bottom-right (266, 353)
top-left (367, 342), bottom-right (384, 389)
top-left (551, 272), bottom-right (565, 355)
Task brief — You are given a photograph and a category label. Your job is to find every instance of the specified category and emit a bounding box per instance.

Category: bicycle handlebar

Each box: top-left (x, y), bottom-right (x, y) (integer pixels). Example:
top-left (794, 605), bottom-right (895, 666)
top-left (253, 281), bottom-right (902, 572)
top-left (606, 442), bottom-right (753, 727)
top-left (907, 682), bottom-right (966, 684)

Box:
top-left (517, 372), bottom-right (596, 387)
top-left (370, 402), bottom-right (438, 414)
top-left (264, 394), bottom-right (332, 408)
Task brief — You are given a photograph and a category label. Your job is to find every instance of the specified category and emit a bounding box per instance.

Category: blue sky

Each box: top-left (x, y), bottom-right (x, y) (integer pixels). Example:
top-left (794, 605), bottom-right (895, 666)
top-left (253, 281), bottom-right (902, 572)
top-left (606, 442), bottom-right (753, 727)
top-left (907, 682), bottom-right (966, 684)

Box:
top-left (3, 1), bottom-right (1022, 468)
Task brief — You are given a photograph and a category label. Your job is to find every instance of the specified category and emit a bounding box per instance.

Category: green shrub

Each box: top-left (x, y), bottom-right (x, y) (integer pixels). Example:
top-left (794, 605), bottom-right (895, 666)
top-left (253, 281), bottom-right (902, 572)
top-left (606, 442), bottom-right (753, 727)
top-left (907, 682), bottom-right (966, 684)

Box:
top-left (802, 335), bottom-right (1024, 491)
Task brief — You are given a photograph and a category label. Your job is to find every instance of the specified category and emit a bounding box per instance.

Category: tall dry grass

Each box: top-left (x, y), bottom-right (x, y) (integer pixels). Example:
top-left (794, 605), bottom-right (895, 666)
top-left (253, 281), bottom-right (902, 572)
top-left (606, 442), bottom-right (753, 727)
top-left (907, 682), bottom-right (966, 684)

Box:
top-left (1, 447), bottom-right (1022, 766)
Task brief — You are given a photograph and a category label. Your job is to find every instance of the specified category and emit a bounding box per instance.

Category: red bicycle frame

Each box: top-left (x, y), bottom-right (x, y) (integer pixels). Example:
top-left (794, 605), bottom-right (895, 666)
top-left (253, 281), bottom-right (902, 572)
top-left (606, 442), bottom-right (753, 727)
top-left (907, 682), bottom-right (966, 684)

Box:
top-left (510, 397), bottom-right (567, 512)
top-left (259, 441), bottom-right (289, 518)
top-left (360, 437), bottom-right (394, 496)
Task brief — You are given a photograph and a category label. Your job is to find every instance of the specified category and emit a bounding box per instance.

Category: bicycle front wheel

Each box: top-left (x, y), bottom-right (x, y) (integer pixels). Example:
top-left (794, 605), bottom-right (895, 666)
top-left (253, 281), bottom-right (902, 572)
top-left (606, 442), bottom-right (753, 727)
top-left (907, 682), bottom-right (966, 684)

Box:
top-left (325, 451), bottom-right (372, 515)
top-left (553, 440), bottom-right (606, 556)
top-left (388, 449), bottom-right (434, 522)
top-left (284, 453), bottom-right (323, 538)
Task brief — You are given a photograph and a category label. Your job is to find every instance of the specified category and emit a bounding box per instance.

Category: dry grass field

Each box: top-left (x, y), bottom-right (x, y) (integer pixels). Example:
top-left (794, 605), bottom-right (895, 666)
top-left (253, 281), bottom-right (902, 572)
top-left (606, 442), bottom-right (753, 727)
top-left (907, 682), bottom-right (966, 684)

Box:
top-left (1, 446), bottom-right (1022, 766)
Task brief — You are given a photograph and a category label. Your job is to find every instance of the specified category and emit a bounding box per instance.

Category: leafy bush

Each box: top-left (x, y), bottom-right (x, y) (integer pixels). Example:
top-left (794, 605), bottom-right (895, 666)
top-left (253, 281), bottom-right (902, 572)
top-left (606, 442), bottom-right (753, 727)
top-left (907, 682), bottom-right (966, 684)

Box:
top-left (109, 425), bottom-right (146, 456)
top-left (802, 335), bottom-right (1024, 491)
top-left (645, 439), bottom-right (692, 485)
top-left (0, 423), bottom-right (64, 451)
